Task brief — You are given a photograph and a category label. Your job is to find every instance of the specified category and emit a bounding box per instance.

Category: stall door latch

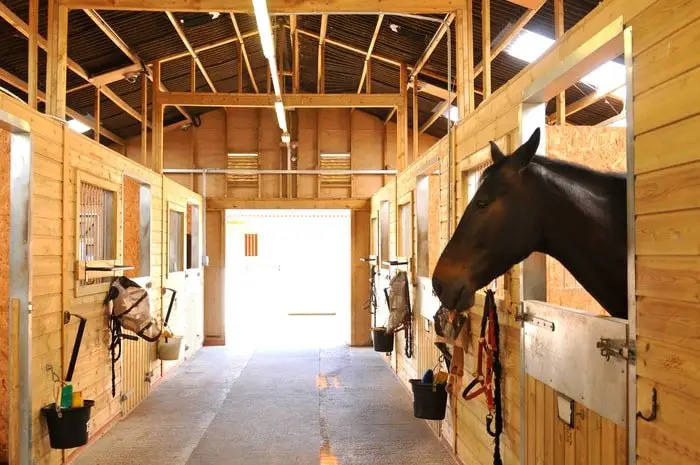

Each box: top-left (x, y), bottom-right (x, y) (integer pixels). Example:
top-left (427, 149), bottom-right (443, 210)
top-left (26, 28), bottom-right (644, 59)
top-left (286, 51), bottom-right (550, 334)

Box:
top-left (596, 338), bottom-right (635, 364)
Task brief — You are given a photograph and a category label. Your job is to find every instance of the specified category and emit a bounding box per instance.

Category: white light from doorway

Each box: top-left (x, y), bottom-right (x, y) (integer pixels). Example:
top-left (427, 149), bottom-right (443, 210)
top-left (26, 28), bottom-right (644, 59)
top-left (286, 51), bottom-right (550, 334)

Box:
top-left (434, 103), bottom-right (459, 122)
top-left (67, 118), bottom-right (91, 134)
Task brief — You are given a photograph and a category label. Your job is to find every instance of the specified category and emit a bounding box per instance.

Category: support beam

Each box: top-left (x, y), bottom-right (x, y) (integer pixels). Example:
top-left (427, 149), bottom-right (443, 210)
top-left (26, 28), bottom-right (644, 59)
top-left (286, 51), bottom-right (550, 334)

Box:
top-left (237, 41), bottom-right (244, 92)
top-left (412, 78), bottom-right (418, 164)
top-left (295, 26), bottom-right (401, 68)
top-left (230, 13), bottom-right (259, 93)
top-left (156, 91), bottom-right (402, 108)
top-left (419, 95), bottom-right (455, 133)
top-left (291, 15), bottom-right (299, 93)
top-left (554, 0), bottom-right (565, 124)
top-left (0, 68), bottom-right (125, 145)
top-left (152, 61), bottom-right (164, 173)
top-left (473, 0), bottom-right (545, 77)
top-left (397, 63), bottom-right (408, 170)
top-left (57, 0), bottom-right (462, 13)
top-left (357, 14), bottom-right (384, 94)
top-left (141, 74), bottom-right (148, 165)
top-left (455, 4), bottom-right (474, 117)
top-left (166, 11), bottom-right (218, 92)
top-left (84, 9), bottom-right (144, 66)
top-left (45, 0), bottom-right (68, 118)
top-left (547, 85), bottom-right (624, 124)
top-left (317, 14), bottom-right (328, 94)
top-left (94, 86), bottom-right (100, 142)
top-left (481, 0), bottom-right (491, 98)
top-left (28, 0), bottom-right (38, 109)
top-left (408, 14), bottom-right (454, 84)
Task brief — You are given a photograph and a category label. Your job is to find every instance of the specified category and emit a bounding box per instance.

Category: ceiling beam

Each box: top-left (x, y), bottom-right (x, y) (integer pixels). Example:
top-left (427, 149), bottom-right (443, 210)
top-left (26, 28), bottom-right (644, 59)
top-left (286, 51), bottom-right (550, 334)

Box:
top-left (0, 1), bottom-right (149, 126)
top-left (290, 15), bottom-right (299, 93)
top-left (317, 14), bottom-right (328, 94)
top-left (547, 84), bottom-right (624, 124)
top-left (294, 26), bottom-right (401, 68)
top-left (595, 111), bottom-right (625, 127)
top-left (166, 11), bottom-right (218, 92)
top-left (230, 13), bottom-right (259, 93)
top-left (0, 68), bottom-right (126, 145)
top-left (419, 95), bottom-right (455, 132)
top-left (408, 13), bottom-right (454, 84)
top-left (57, 0), bottom-right (463, 13)
top-left (356, 14), bottom-right (384, 94)
top-left (156, 91), bottom-right (402, 108)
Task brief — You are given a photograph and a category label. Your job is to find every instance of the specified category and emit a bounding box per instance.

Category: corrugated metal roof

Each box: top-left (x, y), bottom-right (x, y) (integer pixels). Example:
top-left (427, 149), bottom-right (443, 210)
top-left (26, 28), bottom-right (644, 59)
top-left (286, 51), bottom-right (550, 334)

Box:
top-left (0, 0), bottom-right (620, 142)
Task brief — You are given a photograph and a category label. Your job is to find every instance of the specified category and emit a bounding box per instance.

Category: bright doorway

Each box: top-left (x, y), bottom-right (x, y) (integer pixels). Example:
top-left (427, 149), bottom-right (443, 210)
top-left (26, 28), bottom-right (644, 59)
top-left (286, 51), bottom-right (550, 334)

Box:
top-left (224, 209), bottom-right (351, 349)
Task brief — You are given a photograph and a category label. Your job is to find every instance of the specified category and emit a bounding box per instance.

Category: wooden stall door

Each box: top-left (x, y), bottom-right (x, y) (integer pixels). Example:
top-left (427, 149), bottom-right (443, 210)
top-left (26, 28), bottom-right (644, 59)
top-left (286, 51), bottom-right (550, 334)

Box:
top-left (184, 203), bottom-right (204, 353)
top-left (524, 125), bottom-right (629, 465)
top-left (163, 203), bottom-right (188, 375)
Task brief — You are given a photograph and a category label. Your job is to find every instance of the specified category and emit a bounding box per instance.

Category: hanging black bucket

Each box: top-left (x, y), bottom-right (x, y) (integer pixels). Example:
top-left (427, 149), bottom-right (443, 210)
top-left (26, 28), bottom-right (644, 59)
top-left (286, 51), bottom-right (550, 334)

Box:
top-left (41, 400), bottom-right (95, 449)
top-left (372, 327), bottom-right (394, 353)
top-left (409, 380), bottom-right (448, 420)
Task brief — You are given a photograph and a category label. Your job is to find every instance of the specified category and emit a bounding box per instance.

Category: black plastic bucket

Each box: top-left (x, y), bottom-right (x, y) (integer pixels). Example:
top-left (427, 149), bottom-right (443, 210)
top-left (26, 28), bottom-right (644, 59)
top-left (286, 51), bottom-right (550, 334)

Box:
top-left (409, 380), bottom-right (448, 420)
top-left (372, 327), bottom-right (394, 353)
top-left (41, 400), bottom-right (95, 449)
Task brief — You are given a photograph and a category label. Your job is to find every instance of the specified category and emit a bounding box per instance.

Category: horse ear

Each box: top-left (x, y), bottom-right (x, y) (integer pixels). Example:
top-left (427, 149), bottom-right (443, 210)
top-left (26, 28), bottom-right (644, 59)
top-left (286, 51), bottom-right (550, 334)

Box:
top-left (489, 141), bottom-right (505, 163)
top-left (513, 127), bottom-right (540, 170)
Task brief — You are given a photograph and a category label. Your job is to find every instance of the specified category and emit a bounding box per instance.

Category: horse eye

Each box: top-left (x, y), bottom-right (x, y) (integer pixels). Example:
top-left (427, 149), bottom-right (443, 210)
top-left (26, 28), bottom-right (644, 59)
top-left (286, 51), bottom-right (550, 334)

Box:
top-left (476, 200), bottom-right (489, 208)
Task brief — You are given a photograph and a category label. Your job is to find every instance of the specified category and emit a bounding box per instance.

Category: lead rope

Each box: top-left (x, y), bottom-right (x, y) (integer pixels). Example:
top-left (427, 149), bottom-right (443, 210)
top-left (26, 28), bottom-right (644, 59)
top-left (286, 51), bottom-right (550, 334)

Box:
top-left (404, 274), bottom-right (413, 358)
top-left (488, 290), bottom-right (503, 465)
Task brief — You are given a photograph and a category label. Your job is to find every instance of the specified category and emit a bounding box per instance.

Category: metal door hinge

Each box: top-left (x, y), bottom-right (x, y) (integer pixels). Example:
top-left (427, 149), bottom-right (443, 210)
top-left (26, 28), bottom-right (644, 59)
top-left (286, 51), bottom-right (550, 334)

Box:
top-left (120, 390), bottom-right (133, 402)
top-left (516, 305), bottom-right (555, 331)
top-left (145, 371), bottom-right (154, 383)
top-left (596, 338), bottom-right (635, 364)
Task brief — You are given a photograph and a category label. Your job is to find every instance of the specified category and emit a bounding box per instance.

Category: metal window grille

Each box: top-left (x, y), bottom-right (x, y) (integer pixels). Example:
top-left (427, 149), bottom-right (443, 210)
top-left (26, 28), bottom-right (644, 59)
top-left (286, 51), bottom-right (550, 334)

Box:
top-left (227, 153), bottom-right (259, 188)
top-left (79, 182), bottom-right (115, 285)
top-left (319, 153), bottom-right (351, 187)
top-left (244, 233), bottom-right (258, 257)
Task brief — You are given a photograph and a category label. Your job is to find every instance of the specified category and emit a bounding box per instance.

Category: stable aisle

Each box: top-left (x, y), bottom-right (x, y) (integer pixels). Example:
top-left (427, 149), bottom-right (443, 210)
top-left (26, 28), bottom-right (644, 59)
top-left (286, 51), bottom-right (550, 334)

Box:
top-left (74, 343), bottom-right (456, 465)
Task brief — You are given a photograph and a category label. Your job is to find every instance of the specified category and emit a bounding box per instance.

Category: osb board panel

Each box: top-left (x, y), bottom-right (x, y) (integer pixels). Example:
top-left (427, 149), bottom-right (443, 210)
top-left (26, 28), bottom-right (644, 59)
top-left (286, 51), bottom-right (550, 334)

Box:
top-left (544, 125), bottom-right (626, 315)
top-left (123, 176), bottom-right (141, 278)
top-left (0, 128), bottom-right (9, 462)
top-left (350, 210), bottom-right (371, 346)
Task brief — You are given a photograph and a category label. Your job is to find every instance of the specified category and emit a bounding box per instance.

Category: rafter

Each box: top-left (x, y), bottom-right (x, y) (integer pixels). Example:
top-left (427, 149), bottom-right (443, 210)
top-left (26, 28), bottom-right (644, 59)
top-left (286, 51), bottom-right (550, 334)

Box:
top-left (291, 15), bottom-right (300, 92)
top-left (408, 13), bottom-right (454, 83)
top-left (166, 11), bottom-right (218, 92)
top-left (0, 68), bottom-right (125, 145)
top-left (230, 13), bottom-right (259, 93)
top-left (547, 85), bottom-right (624, 124)
top-left (84, 9), bottom-right (191, 123)
top-left (356, 14), bottom-right (383, 94)
top-left (156, 91), bottom-right (402, 108)
top-left (0, 1), bottom-right (149, 127)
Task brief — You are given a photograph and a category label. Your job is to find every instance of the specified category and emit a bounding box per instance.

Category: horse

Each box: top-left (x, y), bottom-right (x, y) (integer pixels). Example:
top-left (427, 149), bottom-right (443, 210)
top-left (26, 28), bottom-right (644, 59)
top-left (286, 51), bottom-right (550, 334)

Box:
top-left (431, 127), bottom-right (628, 319)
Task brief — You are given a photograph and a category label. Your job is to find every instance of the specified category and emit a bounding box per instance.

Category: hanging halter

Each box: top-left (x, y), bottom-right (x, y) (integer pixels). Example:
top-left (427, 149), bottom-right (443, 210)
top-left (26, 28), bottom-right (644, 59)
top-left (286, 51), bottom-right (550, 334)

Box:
top-left (461, 289), bottom-right (503, 465)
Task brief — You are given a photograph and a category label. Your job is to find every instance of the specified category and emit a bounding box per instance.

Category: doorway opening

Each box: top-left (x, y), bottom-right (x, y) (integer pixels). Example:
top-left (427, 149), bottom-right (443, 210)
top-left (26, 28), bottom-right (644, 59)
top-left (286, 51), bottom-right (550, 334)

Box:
top-left (224, 209), bottom-right (351, 350)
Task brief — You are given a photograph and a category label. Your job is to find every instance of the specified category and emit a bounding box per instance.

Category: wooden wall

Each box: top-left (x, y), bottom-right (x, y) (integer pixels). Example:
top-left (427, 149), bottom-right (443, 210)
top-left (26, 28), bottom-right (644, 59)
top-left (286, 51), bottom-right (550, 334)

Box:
top-left (0, 92), bottom-right (203, 465)
top-left (370, 0), bottom-right (700, 464)
top-left (0, 127), bottom-right (9, 463)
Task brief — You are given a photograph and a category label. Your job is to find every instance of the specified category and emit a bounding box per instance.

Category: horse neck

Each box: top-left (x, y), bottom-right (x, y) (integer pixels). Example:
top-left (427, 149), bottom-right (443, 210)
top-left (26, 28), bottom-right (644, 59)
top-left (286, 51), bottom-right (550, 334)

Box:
top-left (529, 159), bottom-right (628, 318)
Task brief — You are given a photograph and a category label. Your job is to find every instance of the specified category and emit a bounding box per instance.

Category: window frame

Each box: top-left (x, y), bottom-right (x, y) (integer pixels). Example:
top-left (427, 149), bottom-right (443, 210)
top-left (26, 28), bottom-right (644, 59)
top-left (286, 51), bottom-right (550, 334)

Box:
top-left (167, 201), bottom-right (186, 276)
top-left (186, 201), bottom-right (202, 270)
top-left (122, 174), bottom-right (153, 281)
top-left (415, 175), bottom-right (430, 278)
top-left (74, 170), bottom-right (123, 297)
top-left (378, 200), bottom-right (391, 270)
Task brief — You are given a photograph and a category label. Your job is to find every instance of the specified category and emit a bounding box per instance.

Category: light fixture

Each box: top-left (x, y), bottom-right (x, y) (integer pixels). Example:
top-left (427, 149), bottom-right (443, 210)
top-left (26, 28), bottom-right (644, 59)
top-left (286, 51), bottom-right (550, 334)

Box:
top-left (281, 132), bottom-right (291, 144)
top-left (320, 153), bottom-right (351, 158)
top-left (253, 0), bottom-right (275, 59)
top-left (268, 59), bottom-right (281, 97)
top-left (67, 118), bottom-right (91, 134)
top-left (274, 100), bottom-right (288, 133)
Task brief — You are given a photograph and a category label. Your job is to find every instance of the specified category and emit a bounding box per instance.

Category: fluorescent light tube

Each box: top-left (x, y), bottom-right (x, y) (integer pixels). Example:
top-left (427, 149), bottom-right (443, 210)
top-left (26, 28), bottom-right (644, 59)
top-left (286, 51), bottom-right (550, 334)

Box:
top-left (274, 100), bottom-right (287, 133)
top-left (252, 0), bottom-right (275, 59)
top-left (268, 59), bottom-right (282, 97)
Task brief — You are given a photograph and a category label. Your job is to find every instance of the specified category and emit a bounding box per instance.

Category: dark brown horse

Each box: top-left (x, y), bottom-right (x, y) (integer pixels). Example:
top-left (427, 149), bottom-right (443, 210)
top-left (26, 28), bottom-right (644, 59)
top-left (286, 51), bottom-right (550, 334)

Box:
top-left (432, 128), bottom-right (628, 319)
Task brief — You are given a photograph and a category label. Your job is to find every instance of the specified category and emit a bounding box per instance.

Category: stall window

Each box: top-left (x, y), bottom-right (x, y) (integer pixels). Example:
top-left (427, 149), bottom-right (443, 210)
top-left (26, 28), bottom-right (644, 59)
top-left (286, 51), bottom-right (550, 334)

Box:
top-left (187, 203), bottom-right (201, 269)
top-left (379, 200), bottom-right (390, 268)
top-left (123, 176), bottom-right (151, 279)
top-left (415, 176), bottom-right (429, 277)
top-left (168, 208), bottom-right (185, 273)
top-left (398, 202), bottom-right (412, 258)
top-left (75, 172), bottom-right (121, 295)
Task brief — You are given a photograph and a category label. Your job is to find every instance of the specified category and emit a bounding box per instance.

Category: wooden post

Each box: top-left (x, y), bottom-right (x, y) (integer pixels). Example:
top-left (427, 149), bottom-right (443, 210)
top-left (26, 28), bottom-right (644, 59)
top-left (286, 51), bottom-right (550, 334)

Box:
top-left (366, 59), bottom-right (372, 93)
top-left (397, 62), bottom-right (408, 171)
top-left (291, 15), bottom-right (300, 93)
top-left (152, 61), bottom-right (164, 173)
top-left (45, 0), bottom-right (68, 118)
top-left (191, 56), bottom-right (196, 91)
top-left (28, 0), bottom-right (38, 109)
top-left (94, 86), bottom-right (101, 142)
top-left (456, 4), bottom-right (474, 117)
top-left (318, 15), bottom-right (327, 94)
top-left (554, 0), bottom-right (566, 125)
top-left (481, 0), bottom-right (491, 99)
top-left (412, 78), bottom-right (419, 165)
top-left (141, 74), bottom-right (148, 166)
top-left (237, 41), bottom-right (244, 92)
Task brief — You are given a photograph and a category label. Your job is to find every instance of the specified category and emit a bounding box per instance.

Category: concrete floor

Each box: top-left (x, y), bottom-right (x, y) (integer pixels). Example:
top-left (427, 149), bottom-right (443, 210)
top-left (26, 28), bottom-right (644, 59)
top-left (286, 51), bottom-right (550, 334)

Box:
top-left (74, 317), bottom-right (456, 465)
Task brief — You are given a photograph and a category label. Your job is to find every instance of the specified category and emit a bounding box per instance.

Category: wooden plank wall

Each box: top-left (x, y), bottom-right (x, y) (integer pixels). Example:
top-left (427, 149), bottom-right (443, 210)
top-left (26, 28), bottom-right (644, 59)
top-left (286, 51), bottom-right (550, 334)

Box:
top-left (369, 1), bottom-right (700, 464)
top-left (0, 92), bottom-right (203, 465)
top-left (0, 127), bottom-right (9, 463)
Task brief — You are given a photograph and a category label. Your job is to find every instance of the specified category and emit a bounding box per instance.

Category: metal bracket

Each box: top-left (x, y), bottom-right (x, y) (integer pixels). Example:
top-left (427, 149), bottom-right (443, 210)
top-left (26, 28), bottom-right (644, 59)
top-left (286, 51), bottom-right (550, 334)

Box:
top-left (596, 337), bottom-right (635, 363)
top-left (517, 307), bottom-right (555, 331)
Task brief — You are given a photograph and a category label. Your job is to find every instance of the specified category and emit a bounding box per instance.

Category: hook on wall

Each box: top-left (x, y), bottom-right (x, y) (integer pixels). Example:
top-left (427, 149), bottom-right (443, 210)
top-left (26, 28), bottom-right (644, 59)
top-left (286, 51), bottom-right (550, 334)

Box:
top-left (636, 387), bottom-right (658, 422)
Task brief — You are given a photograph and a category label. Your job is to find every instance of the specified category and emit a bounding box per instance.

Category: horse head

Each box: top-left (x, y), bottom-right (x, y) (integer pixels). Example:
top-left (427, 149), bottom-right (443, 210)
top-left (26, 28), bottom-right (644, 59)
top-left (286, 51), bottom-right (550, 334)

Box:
top-left (432, 128), bottom-right (543, 311)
